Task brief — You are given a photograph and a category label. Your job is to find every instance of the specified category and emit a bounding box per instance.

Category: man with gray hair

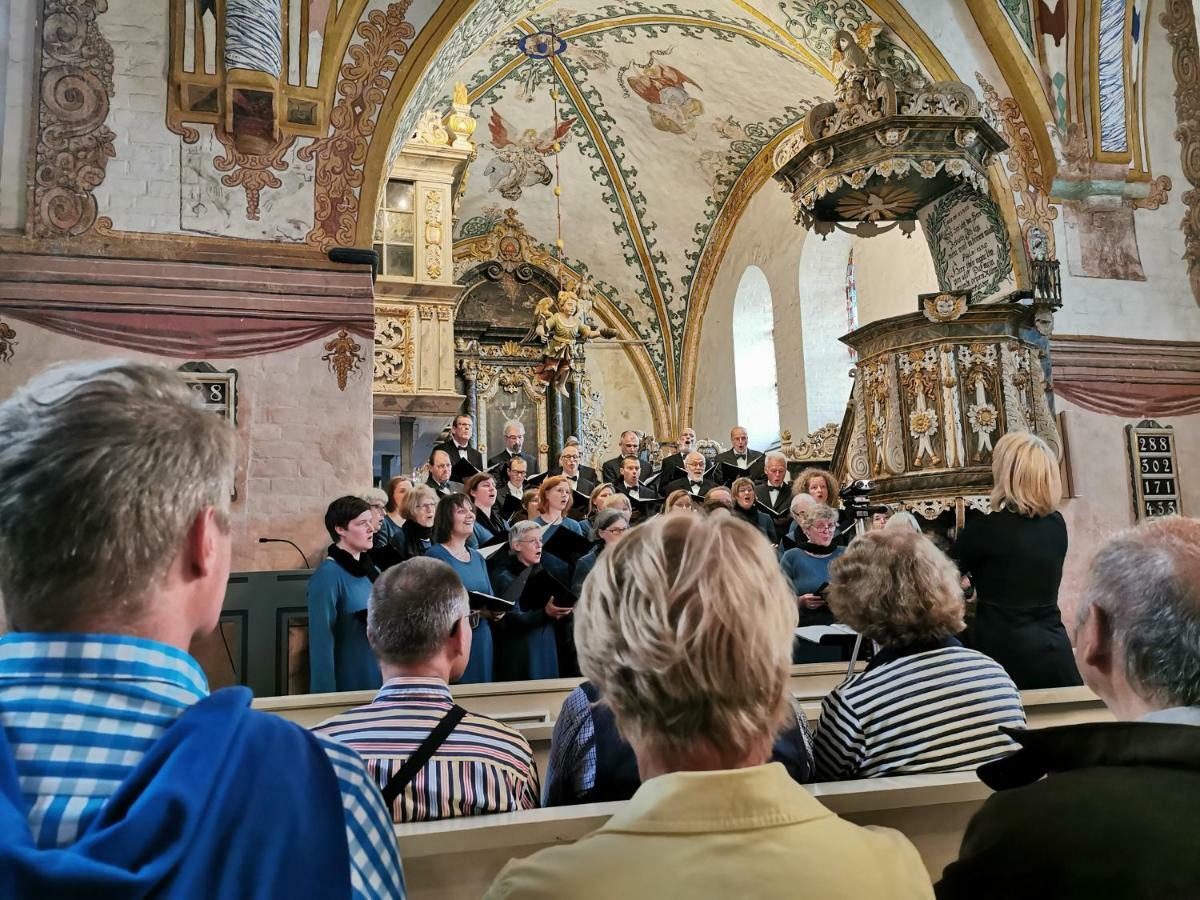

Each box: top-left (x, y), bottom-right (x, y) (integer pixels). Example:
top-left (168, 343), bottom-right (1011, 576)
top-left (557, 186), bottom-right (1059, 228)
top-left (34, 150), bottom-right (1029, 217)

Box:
top-left (488, 419), bottom-right (539, 476)
top-left (938, 516), bottom-right (1200, 899)
top-left (314, 557), bottom-right (539, 822)
top-left (0, 361), bottom-right (403, 897)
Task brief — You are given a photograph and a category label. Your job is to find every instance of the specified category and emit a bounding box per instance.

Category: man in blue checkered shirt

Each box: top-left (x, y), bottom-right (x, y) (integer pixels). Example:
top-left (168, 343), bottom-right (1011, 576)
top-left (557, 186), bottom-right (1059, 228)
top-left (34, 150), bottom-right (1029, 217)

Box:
top-left (0, 360), bottom-right (405, 899)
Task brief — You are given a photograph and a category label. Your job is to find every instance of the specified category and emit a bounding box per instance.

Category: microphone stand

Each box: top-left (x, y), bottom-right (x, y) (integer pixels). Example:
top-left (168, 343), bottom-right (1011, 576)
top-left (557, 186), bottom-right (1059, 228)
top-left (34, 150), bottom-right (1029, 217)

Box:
top-left (258, 537), bottom-right (311, 568)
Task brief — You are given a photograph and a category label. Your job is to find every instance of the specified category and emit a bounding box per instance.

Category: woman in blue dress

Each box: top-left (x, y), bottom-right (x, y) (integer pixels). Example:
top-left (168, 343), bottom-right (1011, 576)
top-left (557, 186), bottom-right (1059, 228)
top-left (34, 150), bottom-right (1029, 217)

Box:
top-left (306, 496), bottom-right (382, 693)
top-left (535, 476), bottom-right (587, 542)
top-left (780, 504), bottom-right (846, 664)
top-left (493, 520), bottom-right (573, 681)
top-left (426, 492), bottom-right (498, 684)
top-left (571, 508), bottom-right (630, 596)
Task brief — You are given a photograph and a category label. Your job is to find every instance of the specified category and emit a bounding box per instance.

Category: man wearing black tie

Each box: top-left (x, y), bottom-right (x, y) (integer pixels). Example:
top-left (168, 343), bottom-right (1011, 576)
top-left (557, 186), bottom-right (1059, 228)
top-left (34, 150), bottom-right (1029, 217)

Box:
top-left (551, 446), bottom-right (595, 496)
top-left (601, 430), bottom-right (651, 484)
top-left (425, 447), bottom-right (462, 497)
top-left (657, 426), bottom-right (696, 488)
top-left (755, 451), bottom-right (793, 536)
top-left (714, 425), bottom-right (764, 484)
top-left (662, 451), bottom-right (717, 498)
top-left (487, 419), bottom-right (539, 476)
top-left (436, 414), bottom-right (483, 470)
top-left (613, 456), bottom-right (656, 522)
top-left (496, 455), bottom-right (529, 519)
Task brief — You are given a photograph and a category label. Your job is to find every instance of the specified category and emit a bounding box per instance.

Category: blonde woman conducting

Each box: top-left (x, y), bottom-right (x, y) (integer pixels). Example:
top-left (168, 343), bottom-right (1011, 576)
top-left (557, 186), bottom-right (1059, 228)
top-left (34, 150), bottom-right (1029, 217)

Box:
top-left (487, 513), bottom-right (934, 900)
top-left (951, 431), bottom-right (1082, 689)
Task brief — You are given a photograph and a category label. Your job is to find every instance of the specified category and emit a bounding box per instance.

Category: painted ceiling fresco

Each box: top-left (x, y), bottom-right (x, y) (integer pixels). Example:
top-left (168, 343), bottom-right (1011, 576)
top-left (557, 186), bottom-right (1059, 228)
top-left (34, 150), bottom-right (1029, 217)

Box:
top-left (408, 0), bottom-right (929, 413)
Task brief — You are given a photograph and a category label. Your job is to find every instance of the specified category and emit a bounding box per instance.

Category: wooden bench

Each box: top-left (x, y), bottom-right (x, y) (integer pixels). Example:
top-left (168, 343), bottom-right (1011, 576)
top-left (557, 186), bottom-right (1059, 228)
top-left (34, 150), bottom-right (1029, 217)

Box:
top-left (393, 772), bottom-right (995, 900)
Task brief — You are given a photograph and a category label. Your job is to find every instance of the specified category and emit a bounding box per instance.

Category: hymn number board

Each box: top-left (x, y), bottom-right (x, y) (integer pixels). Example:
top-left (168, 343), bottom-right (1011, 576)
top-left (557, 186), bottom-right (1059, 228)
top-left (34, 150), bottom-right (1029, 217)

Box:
top-left (1125, 421), bottom-right (1182, 520)
top-left (178, 365), bottom-right (238, 425)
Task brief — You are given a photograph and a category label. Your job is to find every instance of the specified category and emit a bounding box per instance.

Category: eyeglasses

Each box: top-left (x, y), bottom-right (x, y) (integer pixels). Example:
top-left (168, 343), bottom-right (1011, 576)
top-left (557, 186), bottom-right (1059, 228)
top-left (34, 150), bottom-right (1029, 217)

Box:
top-left (452, 610), bottom-right (482, 635)
top-left (807, 521), bottom-right (838, 532)
top-left (601, 526), bottom-right (628, 535)
top-left (417, 502), bottom-right (437, 510)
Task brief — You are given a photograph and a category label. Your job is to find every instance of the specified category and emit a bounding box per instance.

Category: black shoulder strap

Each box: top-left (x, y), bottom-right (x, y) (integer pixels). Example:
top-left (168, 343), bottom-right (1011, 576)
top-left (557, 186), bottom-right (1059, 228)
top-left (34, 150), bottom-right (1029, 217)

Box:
top-left (380, 704), bottom-right (468, 807)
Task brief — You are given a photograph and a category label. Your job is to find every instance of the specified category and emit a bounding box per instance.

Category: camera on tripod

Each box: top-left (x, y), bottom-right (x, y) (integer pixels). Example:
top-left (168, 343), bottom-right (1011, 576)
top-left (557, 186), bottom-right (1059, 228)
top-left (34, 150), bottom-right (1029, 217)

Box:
top-left (839, 479), bottom-right (875, 520)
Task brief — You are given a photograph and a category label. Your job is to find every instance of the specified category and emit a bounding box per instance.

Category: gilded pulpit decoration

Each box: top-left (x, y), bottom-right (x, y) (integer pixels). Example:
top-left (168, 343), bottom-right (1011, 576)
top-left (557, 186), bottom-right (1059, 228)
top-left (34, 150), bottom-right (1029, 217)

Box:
top-left (958, 343), bottom-right (1000, 460)
top-left (32, 0), bottom-right (117, 238)
top-left (899, 348), bottom-right (942, 467)
top-left (447, 82), bottom-right (477, 150)
top-left (921, 291), bottom-right (968, 323)
top-left (0, 321), bottom-right (17, 363)
top-left (772, 30), bottom-right (1006, 237)
top-left (322, 330), bottom-right (364, 391)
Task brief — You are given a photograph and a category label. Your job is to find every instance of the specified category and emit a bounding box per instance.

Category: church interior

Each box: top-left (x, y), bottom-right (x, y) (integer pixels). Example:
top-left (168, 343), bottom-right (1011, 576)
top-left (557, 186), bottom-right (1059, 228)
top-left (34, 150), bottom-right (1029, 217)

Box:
top-left (2, 0), bottom-right (1199, 896)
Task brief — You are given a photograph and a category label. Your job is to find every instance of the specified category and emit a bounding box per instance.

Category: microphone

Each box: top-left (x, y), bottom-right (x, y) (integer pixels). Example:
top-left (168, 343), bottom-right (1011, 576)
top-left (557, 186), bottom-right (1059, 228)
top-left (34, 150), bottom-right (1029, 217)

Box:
top-left (258, 537), bottom-right (311, 568)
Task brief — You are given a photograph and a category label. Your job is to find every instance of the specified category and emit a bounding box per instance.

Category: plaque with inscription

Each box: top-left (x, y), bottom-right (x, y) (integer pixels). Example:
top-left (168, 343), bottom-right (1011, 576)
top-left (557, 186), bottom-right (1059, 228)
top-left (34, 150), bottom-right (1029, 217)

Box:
top-left (178, 362), bottom-right (238, 425)
top-left (1125, 420), bottom-right (1183, 520)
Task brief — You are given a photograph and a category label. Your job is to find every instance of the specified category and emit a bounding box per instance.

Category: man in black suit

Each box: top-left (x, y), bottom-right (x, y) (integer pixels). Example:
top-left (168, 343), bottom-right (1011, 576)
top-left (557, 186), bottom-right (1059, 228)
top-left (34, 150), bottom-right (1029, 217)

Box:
top-left (487, 419), bottom-right (539, 477)
top-left (657, 426), bottom-right (696, 489)
top-left (662, 451), bottom-right (717, 499)
top-left (424, 447), bottom-right (462, 498)
top-left (436, 414), bottom-right (483, 470)
top-left (612, 456), bottom-right (658, 523)
top-left (562, 436), bottom-right (599, 484)
top-left (714, 425), bottom-right (764, 485)
top-left (495, 455), bottom-right (529, 519)
top-left (755, 451), bottom-right (793, 536)
top-left (601, 430), bottom-right (651, 484)
top-left (548, 446), bottom-right (595, 495)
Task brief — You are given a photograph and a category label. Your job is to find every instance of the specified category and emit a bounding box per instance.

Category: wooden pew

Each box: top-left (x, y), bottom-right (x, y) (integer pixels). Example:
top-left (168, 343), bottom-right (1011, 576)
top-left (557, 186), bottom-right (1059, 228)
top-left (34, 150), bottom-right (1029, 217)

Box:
top-left (393, 772), bottom-right (994, 900)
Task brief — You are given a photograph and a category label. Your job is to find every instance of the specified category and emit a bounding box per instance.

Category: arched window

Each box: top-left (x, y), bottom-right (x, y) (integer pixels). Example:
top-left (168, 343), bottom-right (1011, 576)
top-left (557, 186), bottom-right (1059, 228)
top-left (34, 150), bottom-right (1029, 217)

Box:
top-left (733, 265), bottom-right (780, 448)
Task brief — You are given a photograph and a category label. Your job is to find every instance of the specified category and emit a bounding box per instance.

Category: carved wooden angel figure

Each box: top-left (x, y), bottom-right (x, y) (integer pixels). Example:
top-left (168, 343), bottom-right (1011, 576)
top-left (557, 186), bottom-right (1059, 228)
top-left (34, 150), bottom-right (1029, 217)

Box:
top-left (528, 289), bottom-right (617, 395)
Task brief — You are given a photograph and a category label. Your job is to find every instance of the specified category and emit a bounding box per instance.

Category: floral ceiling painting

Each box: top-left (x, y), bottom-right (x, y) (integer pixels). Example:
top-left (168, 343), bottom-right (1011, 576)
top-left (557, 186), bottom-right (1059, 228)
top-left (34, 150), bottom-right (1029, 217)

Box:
top-left (403, 0), bottom-right (928, 418)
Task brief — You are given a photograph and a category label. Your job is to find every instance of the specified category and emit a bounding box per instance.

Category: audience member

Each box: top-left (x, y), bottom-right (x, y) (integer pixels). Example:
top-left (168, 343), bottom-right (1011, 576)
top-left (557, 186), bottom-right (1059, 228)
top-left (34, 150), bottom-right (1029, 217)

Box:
top-left (885, 510), bottom-right (922, 533)
top-left (314, 558), bottom-right (539, 823)
top-left (571, 508), bottom-right (629, 595)
top-left (492, 521), bottom-right (572, 680)
top-left (951, 431), bottom-right (1082, 689)
top-left (308, 496), bottom-right (383, 693)
top-left (487, 513), bottom-right (933, 899)
top-left (938, 516), bottom-right (1200, 899)
top-left (814, 530), bottom-right (1024, 780)
top-left (0, 361), bottom-right (403, 897)
top-left (426, 494), bottom-right (498, 684)
top-left (731, 475), bottom-right (777, 541)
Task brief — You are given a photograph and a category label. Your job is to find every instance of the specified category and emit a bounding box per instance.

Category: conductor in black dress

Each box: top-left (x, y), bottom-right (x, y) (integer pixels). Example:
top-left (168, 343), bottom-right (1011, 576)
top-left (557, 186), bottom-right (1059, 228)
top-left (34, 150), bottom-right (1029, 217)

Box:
top-left (952, 431), bottom-right (1082, 690)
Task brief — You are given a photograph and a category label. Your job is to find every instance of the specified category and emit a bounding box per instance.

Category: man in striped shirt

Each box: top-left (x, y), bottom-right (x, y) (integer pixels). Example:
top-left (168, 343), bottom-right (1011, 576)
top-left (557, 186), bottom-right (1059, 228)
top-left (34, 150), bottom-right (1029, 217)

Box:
top-left (0, 361), bottom-right (404, 899)
top-left (315, 557), bottom-right (540, 822)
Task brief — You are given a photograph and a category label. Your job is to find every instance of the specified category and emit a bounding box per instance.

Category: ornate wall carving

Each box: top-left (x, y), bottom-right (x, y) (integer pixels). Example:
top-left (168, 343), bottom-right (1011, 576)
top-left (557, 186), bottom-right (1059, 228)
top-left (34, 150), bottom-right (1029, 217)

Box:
top-left (32, 0), bottom-right (117, 238)
top-left (299, 2), bottom-right (416, 251)
top-left (424, 188), bottom-right (445, 280)
top-left (976, 72), bottom-right (1057, 257)
top-left (374, 308), bottom-right (416, 394)
top-left (322, 329), bottom-right (365, 391)
top-left (0, 321), bottom-right (17, 363)
top-left (1162, 0), bottom-right (1200, 306)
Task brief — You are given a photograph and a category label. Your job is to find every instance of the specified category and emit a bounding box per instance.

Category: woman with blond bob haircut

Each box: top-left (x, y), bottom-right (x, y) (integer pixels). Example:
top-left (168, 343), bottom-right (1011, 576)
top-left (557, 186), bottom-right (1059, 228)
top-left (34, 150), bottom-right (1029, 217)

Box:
top-left (813, 530), bottom-right (1024, 782)
top-left (951, 430), bottom-right (1082, 689)
top-left (487, 514), bottom-right (935, 900)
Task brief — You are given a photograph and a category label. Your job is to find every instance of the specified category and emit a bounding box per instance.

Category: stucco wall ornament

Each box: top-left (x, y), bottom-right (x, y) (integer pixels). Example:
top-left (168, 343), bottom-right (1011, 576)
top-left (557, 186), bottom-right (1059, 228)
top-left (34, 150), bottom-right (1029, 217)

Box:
top-left (0, 321), bottom-right (18, 363)
top-left (322, 329), bottom-right (365, 391)
top-left (920, 291), bottom-right (968, 323)
top-left (774, 31), bottom-right (1006, 237)
top-left (32, 0), bottom-right (117, 238)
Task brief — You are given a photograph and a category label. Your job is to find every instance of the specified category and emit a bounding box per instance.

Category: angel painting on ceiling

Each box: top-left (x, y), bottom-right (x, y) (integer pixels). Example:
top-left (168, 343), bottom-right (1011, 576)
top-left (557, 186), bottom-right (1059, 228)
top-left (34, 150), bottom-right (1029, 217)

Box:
top-left (620, 50), bottom-right (704, 138)
top-left (485, 108), bottom-right (577, 201)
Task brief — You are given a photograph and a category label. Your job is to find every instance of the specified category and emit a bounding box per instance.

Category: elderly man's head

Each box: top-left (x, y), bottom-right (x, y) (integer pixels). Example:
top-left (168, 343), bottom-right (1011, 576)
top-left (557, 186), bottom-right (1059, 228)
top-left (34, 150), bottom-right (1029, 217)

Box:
top-left (577, 513), bottom-right (795, 770)
top-left (683, 451), bottom-right (706, 479)
top-left (730, 426), bottom-right (749, 453)
top-left (0, 361), bottom-right (236, 639)
top-left (367, 557), bottom-right (473, 682)
top-left (619, 430), bottom-right (640, 457)
top-left (1074, 517), bottom-right (1200, 719)
top-left (429, 447), bottom-right (452, 484)
top-left (503, 419), bottom-right (525, 452)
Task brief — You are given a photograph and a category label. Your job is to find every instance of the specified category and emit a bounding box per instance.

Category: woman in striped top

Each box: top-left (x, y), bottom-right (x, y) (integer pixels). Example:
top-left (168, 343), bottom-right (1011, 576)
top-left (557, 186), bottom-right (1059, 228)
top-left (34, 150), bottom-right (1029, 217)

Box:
top-left (814, 529), bottom-right (1025, 781)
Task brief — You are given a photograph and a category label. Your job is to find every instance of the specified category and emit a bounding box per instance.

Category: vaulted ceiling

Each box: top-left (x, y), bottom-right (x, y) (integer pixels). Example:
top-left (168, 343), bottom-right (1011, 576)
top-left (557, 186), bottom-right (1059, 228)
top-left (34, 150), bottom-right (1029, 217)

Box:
top-left (427, 1), bottom-right (930, 422)
top-left (375, 1), bottom-right (943, 428)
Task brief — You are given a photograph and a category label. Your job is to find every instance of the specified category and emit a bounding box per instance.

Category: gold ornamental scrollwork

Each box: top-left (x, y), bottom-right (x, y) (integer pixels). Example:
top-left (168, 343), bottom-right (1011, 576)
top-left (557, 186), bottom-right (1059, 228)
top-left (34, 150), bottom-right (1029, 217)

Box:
top-left (418, 305), bottom-right (437, 320)
top-left (0, 320), bottom-right (17, 363)
top-left (781, 423), bottom-right (840, 462)
top-left (373, 309), bottom-right (415, 393)
top-left (322, 330), bottom-right (365, 392)
top-left (424, 189), bottom-right (444, 280)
